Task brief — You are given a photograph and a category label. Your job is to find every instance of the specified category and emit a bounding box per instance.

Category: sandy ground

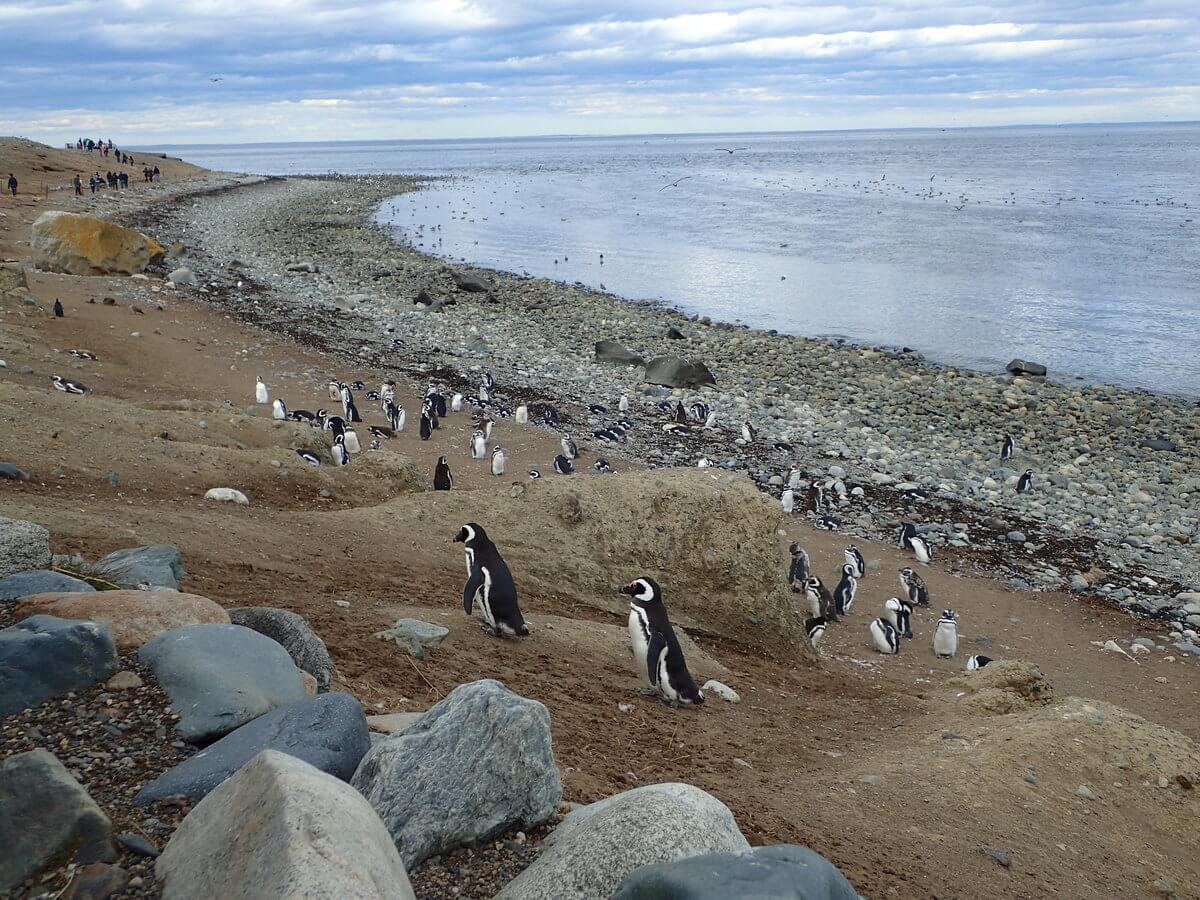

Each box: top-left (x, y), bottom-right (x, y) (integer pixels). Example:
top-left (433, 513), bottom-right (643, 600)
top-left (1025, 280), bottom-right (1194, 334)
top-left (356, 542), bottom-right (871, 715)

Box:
top-left (2, 142), bottom-right (1199, 899)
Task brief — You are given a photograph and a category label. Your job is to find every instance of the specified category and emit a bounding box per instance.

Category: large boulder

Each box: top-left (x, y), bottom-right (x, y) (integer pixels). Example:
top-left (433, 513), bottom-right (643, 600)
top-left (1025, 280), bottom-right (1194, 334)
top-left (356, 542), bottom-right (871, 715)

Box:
top-left (139, 624), bottom-right (308, 743)
top-left (227, 607), bottom-right (333, 691)
top-left (0, 750), bottom-right (116, 892)
top-left (15, 589), bottom-right (229, 652)
top-left (1006, 358), bottom-right (1047, 377)
top-left (351, 679), bottom-right (561, 868)
top-left (0, 569), bottom-right (95, 602)
top-left (30, 211), bottom-right (164, 276)
top-left (0, 516), bottom-right (51, 578)
top-left (156, 750), bottom-right (415, 900)
top-left (643, 355), bottom-right (717, 388)
top-left (0, 616), bottom-right (118, 716)
top-left (595, 340), bottom-right (645, 367)
top-left (611, 844), bottom-right (861, 900)
top-left (92, 544), bottom-right (185, 589)
top-left (451, 269), bottom-right (491, 292)
top-left (497, 783), bottom-right (749, 900)
top-left (135, 693), bottom-right (369, 805)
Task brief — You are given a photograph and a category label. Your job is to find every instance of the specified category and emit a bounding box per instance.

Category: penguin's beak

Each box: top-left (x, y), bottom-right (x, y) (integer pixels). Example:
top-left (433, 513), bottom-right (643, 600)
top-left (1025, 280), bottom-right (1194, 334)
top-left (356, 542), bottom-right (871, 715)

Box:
top-left (617, 583), bottom-right (634, 596)
top-left (452, 532), bottom-right (464, 543)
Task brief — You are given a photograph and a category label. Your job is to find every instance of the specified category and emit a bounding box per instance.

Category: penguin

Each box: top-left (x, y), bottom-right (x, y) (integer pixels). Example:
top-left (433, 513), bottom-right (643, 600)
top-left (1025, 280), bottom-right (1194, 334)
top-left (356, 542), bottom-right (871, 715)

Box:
top-left (662, 423), bottom-right (690, 435)
top-left (288, 409), bottom-right (316, 423)
top-left (423, 398), bottom-right (440, 430)
top-left (618, 394), bottom-right (630, 413)
top-left (53, 299), bottom-right (64, 318)
top-left (787, 468), bottom-right (803, 489)
top-left (419, 411), bottom-right (433, 440)
top-left (255, 376), bottom-right (269, 404)
top-left (588, 403), bottom-right (608, 415)
top-left (368, 439), bottom-right (381, 452)
top-left (883, 597), bottom-right (914, 639)
top-left (883, 597), bottom-right (902, 630)
top-left (471, 430), bottom-right (487, 459)
top-left (345, 394), bottom-right (361, 423)
top-left (803, 576), bottom-right (838, 622)
top-left (781, 487), bottom-right (795, 514)
top-left (787, 543), bottom-right (810, 592)
top-left (527, 469), bottom-right (541, 479)
top-left (330, 434), bottom-right (349, 466)
top-left (1016, 469), bottom-right (1034, 494)
top-left (368, 425), bottom-right (395, 439)
top-left (491, 446), bottom-right (507, 476)
top-left (514, 403), bottom-right (528, 424)
top-left (343, 428), bottom-right (362, 454)
top-left (553, 454), bottom-right (575, 475)
top-left (434, 456), bottom-right (453, 490)
top-left (454, 523), bottom-right (529, 637)
top-left (386, 401), bottom-right (405, 432)
top-left (543, 406), bottom-right (561, 428)
top-left (594, 429), bottom-right (620, 442)
top-left (965, 654), bottom-right (992, 671)
top-left (704, 411), bottom-right (718, 429)
top-left (805, 616), bottom-right (826, 651)
top-left (68, 350), bottom-right (98, 360)
top-left (451, 393), bottom-right (465, 413)
top-left (697, 457), bottom-right (712, 468)
top-left (481, 372), bottom-right (495, 392)
top-left (844, 545), bottom-right (866, 579)
top-left (561, 433), bottom-right (578, 460)
top-left (807, 481), bottom-right (825, 513)
top-left (349, 380), bottom-right (366, 391)
top-left (897, 523), bottom-right (933, 564)
top-left (594, 458), bottom-right (614, 473)
top-left (51, 375), bottom-right (88, 394)
top-left (366, 390), bottom-right (381, 402)
top-left (272, 399), bottom-right (288, 420)
top-left (833, 563), bottom-right (857, 616)
top-left (869, 617), bottom-right (901, 655)
top-left (899, 567), bottom-right (930, 607)
top-left (1001, 434), bottom-right (1015, 460)
top-left (295, 449), bottom-right (321, 466)
top-left (479, 382), bottom-right (490, 402)
top-left (480, 417), bottom-right (494, 440)
top-left (690, 402), bottom-right (710, 424)
top-left (814, 515), bottom-right (841, 531)
top-left (619, 577), bottom-right (704, 707)
top-left (428, 391), bottom-right (447, 417)
top-left (741, 422), bottom-right (756, 442)
top-left (326, 380), bottom-right (341, 401)
top-left (933, 609), bottom-right (959, 658)
top-left (380, 380), bottom-right (396, 405)
top-left (773, 441), bottom-right (794, 453)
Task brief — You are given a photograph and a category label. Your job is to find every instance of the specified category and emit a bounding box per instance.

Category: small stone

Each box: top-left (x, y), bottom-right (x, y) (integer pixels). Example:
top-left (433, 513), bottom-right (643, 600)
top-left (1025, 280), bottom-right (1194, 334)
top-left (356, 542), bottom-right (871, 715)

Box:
top-left (105, 671), bottom-right (143, 691)
top-left (981, 846), bottom-right (1012, 868)
top-left (1006, 531), bottom-right (1027, 542)
top-left (118, 832), bottom-right (159, 858)
top-left (334, 600), bottom-right (351, 609)
top-left (1023, 775), bottom-right (1038, 785)
top-left (854, 775), bottom-right (885, 786)
top-left (1074, 785), bottom-right (1098, 801)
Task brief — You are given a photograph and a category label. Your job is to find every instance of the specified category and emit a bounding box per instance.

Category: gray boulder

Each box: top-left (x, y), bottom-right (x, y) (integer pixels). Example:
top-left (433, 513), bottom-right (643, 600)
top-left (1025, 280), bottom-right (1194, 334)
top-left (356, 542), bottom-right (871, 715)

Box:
top-left (611, 844), bottom-right (861, 900)
top-left (595, 340), bottom-right (645, 367)
top-left (351, 679), bottom-right (561, 868)
top-left (135, 692), bottom-right (369, 805)
top-left (451, 269), bottom-right (491, 292)
top-left (643, 356), bottom-right (717, 389)
top-left (0, 462), bottom-right (30, 481)
top-left (1006, 359), bottom-right (1047, 377)
top-left (93, 544), bottom-right (185, 589)
top-left (228, 607), bottom-right (334, 691)
top-left (0, 516), bottom-right (51, 578)
top-left (0, 569), bottom-right (96, 602)
top-left (0, 616), bottom-right (118, 716)
top-left (0, 750), bottom-right (116, 892)
top-left (139, 624), bottom-right (308, 743)
top-left (496, 783), bottom-right (748, 900)
top-left (375, 618), bottom-right (450, 659)
top-left (156, 750), bottom-right (415, 900)
top-left (168, 266), bottom-right (198, 286)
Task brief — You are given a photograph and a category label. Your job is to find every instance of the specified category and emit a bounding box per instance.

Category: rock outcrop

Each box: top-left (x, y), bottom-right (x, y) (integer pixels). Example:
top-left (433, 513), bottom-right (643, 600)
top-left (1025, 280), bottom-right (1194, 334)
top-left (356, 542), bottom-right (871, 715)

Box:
top-left (0, 616), bottom-right (118, 716)
top-left (31, 211), bottom-right (165, 276)
top-left (0, 516), bottom-right (52, 578)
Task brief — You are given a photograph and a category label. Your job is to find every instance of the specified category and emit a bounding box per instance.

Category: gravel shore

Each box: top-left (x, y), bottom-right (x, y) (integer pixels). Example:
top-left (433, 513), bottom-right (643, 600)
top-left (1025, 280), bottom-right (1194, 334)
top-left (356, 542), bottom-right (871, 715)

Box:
top-left (125, 174), bottom-right (1200, 624)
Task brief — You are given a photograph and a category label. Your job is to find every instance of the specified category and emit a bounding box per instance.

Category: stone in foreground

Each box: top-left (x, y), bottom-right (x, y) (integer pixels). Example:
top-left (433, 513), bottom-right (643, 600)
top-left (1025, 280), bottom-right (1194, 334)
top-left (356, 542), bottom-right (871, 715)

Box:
top-left (135, 693), bottom-right (370, 805)
top-left (496, 783), bottom-right (749, 900)
top-left (228, 606), bottom-right (334, 691)
top-left (595, 339), bottom-right (645, 367)
top-left (351, 679), bottom-right (561, 869)
top-left (375, 617), bottom-right (450, 658)
top-left (611, 844), bottom-right (862, 900)
top-left (156, 750), bottom-right (415, 900)
top-left (93, 544), bottom-right (185, 589)
top-left (138, 624), bottom-right (308, 743)
top-left (0, 615), bottom-right (118, 716)
top-left (0, 750), bottom-right (116, 892)
top-left (0, 568), bottom-right (95, 602)
top-left (0, 515), bottom-right (52, 579)
top-left (643, 355), bottom-right (717, 389)
top-left (31, 210), bottom-right (165, 276)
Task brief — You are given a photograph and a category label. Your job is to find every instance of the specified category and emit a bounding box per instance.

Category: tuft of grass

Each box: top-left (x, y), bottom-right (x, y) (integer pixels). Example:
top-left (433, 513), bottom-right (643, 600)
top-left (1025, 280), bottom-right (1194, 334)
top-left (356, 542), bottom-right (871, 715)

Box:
top-left (51, 562), bottom-right (124, 592)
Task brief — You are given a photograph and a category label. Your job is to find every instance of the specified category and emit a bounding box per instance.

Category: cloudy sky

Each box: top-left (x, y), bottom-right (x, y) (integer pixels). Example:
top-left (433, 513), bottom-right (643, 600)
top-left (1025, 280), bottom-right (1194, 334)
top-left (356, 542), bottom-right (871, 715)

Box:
top-left (2, 0), bottom-right (1197, 144)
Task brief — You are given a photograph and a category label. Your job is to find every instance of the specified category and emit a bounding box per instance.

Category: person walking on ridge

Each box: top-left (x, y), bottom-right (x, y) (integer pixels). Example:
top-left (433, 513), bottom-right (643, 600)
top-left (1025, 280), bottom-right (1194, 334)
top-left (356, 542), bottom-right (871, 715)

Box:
top-left (6, 174), bottom-right (16, 197)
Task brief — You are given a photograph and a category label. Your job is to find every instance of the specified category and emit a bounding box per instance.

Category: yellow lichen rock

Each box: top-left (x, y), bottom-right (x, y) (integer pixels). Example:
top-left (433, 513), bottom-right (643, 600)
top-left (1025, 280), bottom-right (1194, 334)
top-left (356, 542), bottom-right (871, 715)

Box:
top-left (31, 211), bottom-right (165, 276)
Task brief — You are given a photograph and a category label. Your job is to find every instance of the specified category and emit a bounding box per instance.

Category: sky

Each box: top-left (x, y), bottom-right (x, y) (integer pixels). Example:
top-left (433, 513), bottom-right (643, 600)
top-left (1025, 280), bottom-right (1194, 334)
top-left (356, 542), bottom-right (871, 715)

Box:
top-left (1, 0), bottom-right (1198, 144)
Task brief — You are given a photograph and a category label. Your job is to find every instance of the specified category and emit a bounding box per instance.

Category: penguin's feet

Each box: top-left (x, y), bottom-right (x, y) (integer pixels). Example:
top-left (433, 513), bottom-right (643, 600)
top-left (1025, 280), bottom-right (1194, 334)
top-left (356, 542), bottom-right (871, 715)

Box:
top-left (636, 687), bottom-right (658, 697)
top-left (481, 624), bottom-right (502, 638)
top-left (667, 699), bottom-right (681, 710)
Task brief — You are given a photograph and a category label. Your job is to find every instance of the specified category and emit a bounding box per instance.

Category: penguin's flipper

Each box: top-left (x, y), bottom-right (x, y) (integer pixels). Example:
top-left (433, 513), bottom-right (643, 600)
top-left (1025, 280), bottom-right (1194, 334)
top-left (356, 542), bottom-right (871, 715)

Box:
top-left (646, 629), bottom-right (667, 687)
top-left (463, 568), bottom-right (483, 615)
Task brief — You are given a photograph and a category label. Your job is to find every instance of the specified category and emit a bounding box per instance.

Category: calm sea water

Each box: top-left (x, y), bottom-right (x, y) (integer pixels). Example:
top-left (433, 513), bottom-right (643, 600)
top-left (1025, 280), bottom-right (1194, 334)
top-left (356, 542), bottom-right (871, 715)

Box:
top-left (164, 125), bottom-right (1200, 397)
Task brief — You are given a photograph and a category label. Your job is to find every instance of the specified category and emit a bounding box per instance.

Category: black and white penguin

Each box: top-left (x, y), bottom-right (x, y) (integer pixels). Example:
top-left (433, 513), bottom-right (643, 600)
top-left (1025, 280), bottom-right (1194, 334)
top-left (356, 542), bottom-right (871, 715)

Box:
top-left (781, 487), bottom-right (795, 514)
top-left (428, 391), bottom-right (447, 418)
top-left (451, 393), bottom-right (465, 413)
top-left (814, 515), bottom-right (841, 531)
top-left (343, 428), bottom-right (361, 454)
top-left (366, 389), bottom-right (381, 402)
top-left (491, 446), bottom-right (507, 476)
top-left (588, 403), bottom-right (608, 415)
top-left (553, 454), bottom-right (575, 475)
top-left (514, 403), bottom-right (528, 424)
top-left (833, 563), bottom-right (858, 616)
top-left (787, 467), bottom-right (803, 489)
top-left (869, 617), bottom-right (901, 655)
top-left (368, 425), bottom-right (395, 440)
top-left (805, 616), bottom-right (826, 651)
top-left (69, 349), bottom-right (97, 360)
top-left (419, 411), bottom-right (433, 441)
top-left (899, 567), bottom-right (930, 607)
top-left (883, 597), bottom-right (914, 639)
top-left (690, 402), bottom-right (709, 424)
top-left (897, 522), bottom-right (933, 564)
top-left (1001, 434), bottom-right (1015, 460)
top-left (594, 459), bottom-right (614, 473)
top-left (345, 394), bottom-right (361, 423)
top-left (618, 393), bottom-right (630, 413)
top-left (434, 456), bottom-right (453, 490)
top-left (255, 376), bottom-right (269, 405)
top-left (772, 441), bottom-right (794, 453)
top-left (662, 423), bottom-right (690, 436)
top-left (593, 428), bottom-right (620, 443)
top-left (619, 577), bottom-right (705, 707)
top-left (386, 401), bottom-right (405, 432)
top-left (331, 434), bottom-right (349, 466)
top-left (481, 372), bottom-right (495, 393)
top-left (803, 576), bottom-right (838, 622)
top-left (454, 523), bottom-right (529, 637)
top-left (740, 422), bottom-right (756, 443)
top-left (475, 416), bottom-right (493, 440)
top-left (1016, 469), bottom-right (1034, 494)
top-left (289, 409), bottom-right (316, 423)
top-left (349, 380), bottom-right (366, 391)
top-left (423, 398), bottom-right (440, 430)
top-left (295, 449), bottom-right (321, 466)
top-left (470, 429), bottom-right (487, 459)
top-left (844, 545), bottom-right (866, 579)
top-left (380, 380), bottom-right (396, 405)
top-left (965, 654), bottom-right (992, 671)
top-left (272, 399), bottom-right (288, 420)
top-left (51, 375), bottom-right (88, 394)
top-left (560, 433), bottom-right (578, 460)
top-left (787, 543), bottom-right (810, 592)
top-left (53, 299), bottom-right (64, 318)
top-left (696, 457), bottom-right (713, 468)
top-left (807, 481), bottom-right (825, 513)
top-left (703, 410), bottom-right (718, 429)
top-left (326, 379), bottom-right (341, 401)
top-left (543, 405), bottom-right (561, 428)
top-left (933, 609), bottom-right (959, 658)
top-left (528, 469), bottom-right (541, 479)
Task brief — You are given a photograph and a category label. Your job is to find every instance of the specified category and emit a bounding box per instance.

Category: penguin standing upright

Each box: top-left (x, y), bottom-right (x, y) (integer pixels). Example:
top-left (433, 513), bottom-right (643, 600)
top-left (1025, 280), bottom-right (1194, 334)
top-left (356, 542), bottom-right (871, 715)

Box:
top-left (804, 576), bottom-right (838, 622)
top-left (833, 564), bottom-right (857, 615)
top-left (781, 487), bottom-right (795, 514)
top-left (423, 398), bottom-right (439, 430)
top-left (1016, 469), bottom-right (1034, 494)
top-left (807, 481), bottom-right (825, 513)
top-left (933, 609), bottom-right (958, 658)
top-left (805, 616), bottom-right (826, 651)
top-left (343, 428), bottom-right (362, 454)
top-left (619, 394), bottom-right (630, 413)
top-left (451, 393), bottom-right (465, 413)
top-left (428, 391), bottom-right (447, 417)
top-left (471, 429), bottom-right (487, 459)
top-left (899, 567), bottom-right (930, 606)
top-left (869, 617), bottom-right (901, 655)
top-left (53, 299), bottom-right (64, 318)
top-left (386, 401), bottom-right (406, 432)
top-left (327, 380), bottom-right (341, 401)
top-left (787, 468), bottom-right (803, 489)
top-left (883, 597), bottom-right (914, 639)
top-left (345, 393), bottom-right (361, 423)
top-left (515, 404), bottom-right (528, 424)
top-left (255, 376), bottom-right (269, 405)
top-left (272, 399), bottom-right (288, 420)
top-left (619, 577), bottom-right (705, 707)
top-left (844, 545), bottom-right (866, 578)
top-left (419, 411), bottom-right (433, 440)
top-left (741, 422), bottom-right (756, 443)
top-left (491, 446), bottom-right (507, 476)
top-left (330, 434), bottom-right (349, 466)
top-left (897, 523), bottom-right (933, 564)
top-left (787, 543), bottom-right (810, 592)
top-left (434, 456), bottom-right (453, 490)
top-left (454, 523), bottom-right (529, 637)
top-left (1001, 434), bottom-right (1015, 460)
top-left (561, 433), bottom-right (578, 460)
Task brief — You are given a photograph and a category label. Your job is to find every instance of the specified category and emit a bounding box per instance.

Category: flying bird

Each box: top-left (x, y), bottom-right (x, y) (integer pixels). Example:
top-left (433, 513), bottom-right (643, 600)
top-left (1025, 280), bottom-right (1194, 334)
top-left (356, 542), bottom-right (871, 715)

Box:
top-left (209, 76), bottom-right (224, 83)
top-left (715, 147), bottom-right (749, 154)
top-left (658, 176), bottom-right (694, 192)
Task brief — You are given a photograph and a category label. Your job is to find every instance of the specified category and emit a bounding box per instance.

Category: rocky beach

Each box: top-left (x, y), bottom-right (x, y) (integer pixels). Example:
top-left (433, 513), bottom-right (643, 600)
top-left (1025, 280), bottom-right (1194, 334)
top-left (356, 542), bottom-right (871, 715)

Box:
top-left (2, 138), bottom-right (1199, 900)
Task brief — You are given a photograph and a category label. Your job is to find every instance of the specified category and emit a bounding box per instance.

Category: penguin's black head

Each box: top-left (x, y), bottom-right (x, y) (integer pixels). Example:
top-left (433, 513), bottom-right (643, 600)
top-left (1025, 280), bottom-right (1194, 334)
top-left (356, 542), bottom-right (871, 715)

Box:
top-left (803, 576), bottom-right (822, 592)
top-left (788, 542), bottom-right (802, 556)
top-left (942, 608), bottom-right (956, 620)
top-left (619, 577), bottom-right (660, 603)
top-left (453, 523), bottom-right (484, 544)
top-left (842, 563), bottom-right (855, 577)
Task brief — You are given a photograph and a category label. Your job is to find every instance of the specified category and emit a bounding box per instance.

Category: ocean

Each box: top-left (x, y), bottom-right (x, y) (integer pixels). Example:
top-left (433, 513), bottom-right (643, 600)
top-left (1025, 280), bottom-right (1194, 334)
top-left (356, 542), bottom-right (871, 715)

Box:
top-left (162, 125), bottom-right (1200, 397)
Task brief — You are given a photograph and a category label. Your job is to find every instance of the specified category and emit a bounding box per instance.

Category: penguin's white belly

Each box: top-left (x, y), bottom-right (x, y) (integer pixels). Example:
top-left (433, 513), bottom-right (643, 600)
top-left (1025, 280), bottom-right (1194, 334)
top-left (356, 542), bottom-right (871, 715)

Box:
top-left (870, 621), bottom-right (894, 654)
top-left (628, 609), bottom-right (652, 686)
top-left (656, 649), bottom-right (678, 700)
top-left (478, 568), bottom-right (496, 628)
top-left (255, 384), bottom-right (268, 404)
top-left (806, 591), bottom-right (822, 619)
top-left (933, 625), bottom-right (957, 657)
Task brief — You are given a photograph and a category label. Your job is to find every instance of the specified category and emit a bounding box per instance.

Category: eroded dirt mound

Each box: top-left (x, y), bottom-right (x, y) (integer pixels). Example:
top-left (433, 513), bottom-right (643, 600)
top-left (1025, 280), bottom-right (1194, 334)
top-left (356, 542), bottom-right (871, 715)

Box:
top-left (952, 659), bottom-right (1055, 714)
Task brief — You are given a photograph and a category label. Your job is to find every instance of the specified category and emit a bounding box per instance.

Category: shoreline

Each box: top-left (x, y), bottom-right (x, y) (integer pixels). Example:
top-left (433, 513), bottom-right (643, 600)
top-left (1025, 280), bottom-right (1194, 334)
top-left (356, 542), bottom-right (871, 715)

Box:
top-left (121, 172), bottom-right (1199, 621)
